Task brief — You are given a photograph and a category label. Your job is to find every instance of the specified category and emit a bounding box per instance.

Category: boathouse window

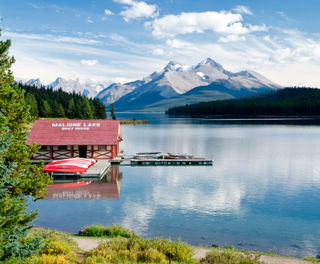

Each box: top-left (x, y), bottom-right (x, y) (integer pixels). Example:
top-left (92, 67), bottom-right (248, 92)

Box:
top-left (98, 145), bottom-right (106, 150)
top-left (40, 146), bottom-right (47, 150)
top-left (58, 145), bottom-right (68, 150)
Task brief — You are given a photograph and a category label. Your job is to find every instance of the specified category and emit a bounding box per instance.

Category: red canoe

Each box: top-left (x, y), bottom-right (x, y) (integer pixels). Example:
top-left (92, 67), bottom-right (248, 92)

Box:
top-left (50, 158), bottom-right (96, 166)
top-left (43, 164), bottom-right (88, 173)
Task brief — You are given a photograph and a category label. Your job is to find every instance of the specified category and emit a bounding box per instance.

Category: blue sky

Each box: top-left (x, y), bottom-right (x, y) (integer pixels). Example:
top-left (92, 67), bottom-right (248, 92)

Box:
top-left (1, 0), bottom-right (320, 87)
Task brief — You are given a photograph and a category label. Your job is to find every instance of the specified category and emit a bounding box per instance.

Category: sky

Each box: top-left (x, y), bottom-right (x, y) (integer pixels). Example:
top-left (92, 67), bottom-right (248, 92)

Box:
top-left (1, 0), bottom-right (320, 87)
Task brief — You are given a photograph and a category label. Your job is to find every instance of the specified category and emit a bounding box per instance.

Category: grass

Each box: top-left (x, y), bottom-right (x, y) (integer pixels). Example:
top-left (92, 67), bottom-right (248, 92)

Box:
top-left (199, 251), bottom-right (264, 264)
top-left (119, 119), bottom-right (149, 125)
top-left (79, 224), bottom-right (137, 238)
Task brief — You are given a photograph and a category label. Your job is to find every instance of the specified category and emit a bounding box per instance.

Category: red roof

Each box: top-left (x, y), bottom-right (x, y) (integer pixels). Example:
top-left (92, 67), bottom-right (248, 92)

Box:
top-left (27, 120), bottom-right (120, 146)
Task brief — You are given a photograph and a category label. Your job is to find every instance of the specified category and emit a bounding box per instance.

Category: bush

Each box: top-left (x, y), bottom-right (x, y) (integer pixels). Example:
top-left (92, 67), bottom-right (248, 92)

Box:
top-left (79, 224), bottom-right (136, 238)
top-left (200, 251), bottom-right (264, 264)
top-left (83, 236), bottom-right (194, 263)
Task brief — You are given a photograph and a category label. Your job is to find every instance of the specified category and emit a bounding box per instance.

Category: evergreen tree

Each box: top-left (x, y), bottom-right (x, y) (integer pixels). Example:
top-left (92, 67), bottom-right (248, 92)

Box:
top-left (111, 103), bottom-right (116, 120)
top-left (0, 30), bottom-right (51, 259)
top-left (56, 103), bottom-right (65, 117)
top-left (25, 93), bottom-right (39, 118)
top-left (66, 98), bottom-right (76, 118)
top-left (93, 98), bottom-right (107, 119)
top-left (81, 97), bottom-right (94, 119)
top-left (39, 99), bottom-right (51, 117)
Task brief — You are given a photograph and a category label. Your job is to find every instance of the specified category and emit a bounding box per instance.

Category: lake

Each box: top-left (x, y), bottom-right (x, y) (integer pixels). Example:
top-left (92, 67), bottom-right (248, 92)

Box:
top-left (31, 113), bottom-right (320, 258)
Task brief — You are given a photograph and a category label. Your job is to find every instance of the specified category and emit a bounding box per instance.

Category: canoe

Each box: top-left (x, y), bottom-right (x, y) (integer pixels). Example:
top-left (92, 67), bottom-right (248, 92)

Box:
top-left (43, 164), bottom-right (88, 173)
top-left (50, 158), bottom-right (96, 166)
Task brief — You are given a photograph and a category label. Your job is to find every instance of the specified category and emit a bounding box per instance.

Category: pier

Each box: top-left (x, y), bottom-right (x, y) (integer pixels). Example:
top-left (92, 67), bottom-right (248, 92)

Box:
top-left (129, 158), bottom-right (212, 166)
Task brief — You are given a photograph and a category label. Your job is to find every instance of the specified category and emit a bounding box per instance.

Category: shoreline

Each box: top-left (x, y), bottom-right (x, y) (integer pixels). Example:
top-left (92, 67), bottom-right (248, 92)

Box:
top-left (33, 226), bottom-right (319, 263)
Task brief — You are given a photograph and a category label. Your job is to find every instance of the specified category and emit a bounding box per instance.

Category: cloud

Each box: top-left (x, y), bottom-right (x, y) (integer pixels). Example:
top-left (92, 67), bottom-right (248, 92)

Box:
top-left (81, 59), bottom-right (98, 66)
top-left (104, 9), bottom-right (114, 16)
top-left (114, 0), bottom-right (158, 22)
top-left (166, 38), bottom-right (190, 48)
top-left (87, 17), bottom-right (93, 23)
top-left (151, 11), bottom-right (266, 38)
top-left (232, 5), bottom-right (253, 15)
top-left (151, 48), bottom-right (164, 55)
top-left (3, 31), bottom-right (98, 45)
top-left (219, 34), bottom-right (246, 42)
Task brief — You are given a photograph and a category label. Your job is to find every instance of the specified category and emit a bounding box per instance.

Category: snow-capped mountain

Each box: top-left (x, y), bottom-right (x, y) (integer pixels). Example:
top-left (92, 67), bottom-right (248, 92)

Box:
top-left (25, 77), bottom-right (107, 98)
top-left (99, 58), bottom-right (281, 110)
top-left (26, 78), bottom-right (43, 88)
top-left (46, 77), bottom-right (105, 98)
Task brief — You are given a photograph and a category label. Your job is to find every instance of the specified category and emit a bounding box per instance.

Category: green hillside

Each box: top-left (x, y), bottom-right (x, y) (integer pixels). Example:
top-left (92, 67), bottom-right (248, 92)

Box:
top-left (167, 88), bottom-right (320, 117)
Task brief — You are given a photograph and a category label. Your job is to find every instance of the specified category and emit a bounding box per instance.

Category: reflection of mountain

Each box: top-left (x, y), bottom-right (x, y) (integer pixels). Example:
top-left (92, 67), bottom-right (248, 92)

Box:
top-left (45, 166), bottom-right (122, 200)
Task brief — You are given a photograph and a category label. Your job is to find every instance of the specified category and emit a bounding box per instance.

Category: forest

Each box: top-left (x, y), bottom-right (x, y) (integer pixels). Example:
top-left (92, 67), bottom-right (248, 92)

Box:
top-left (167, 88), bottom-right (320, 117)
top-left (20, 83), bottom-right (107, 119)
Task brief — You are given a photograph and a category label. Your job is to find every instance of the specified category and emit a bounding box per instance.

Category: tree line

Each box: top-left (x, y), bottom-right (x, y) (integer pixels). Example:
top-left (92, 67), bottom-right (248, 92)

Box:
top-left (20, 83), bottom-right (107, 119)
top-left (167, 88), bottom-right (320, 117)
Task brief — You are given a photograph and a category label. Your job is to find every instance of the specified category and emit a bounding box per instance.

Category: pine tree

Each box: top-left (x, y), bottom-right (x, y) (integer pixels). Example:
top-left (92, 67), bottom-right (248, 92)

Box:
top-left (93, 98), bottom-right (107, 119)
top-left (111, 103), bottom-right (116, 120)
top-left (81, 97), bottom-right (94, 119)
top-left (0, 30), bottom-right (51, 259)
top-left (66, 98), bottom-right (76, 118)
top-left (25, 93), bottom-right (39, 118)
top-left (39, 99), bottom-right (51, 117)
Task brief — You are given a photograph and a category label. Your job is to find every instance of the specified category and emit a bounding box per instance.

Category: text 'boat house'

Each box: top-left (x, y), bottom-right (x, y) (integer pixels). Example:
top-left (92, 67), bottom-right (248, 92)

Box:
top-left (27, 120), bottom-right (122, 160)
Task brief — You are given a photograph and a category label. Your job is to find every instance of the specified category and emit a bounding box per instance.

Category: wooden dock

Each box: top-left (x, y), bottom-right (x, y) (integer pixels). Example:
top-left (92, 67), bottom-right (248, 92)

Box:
top-left (52, 160), bottom-right (111, 178)
top-left (129, 158), bottom-right (213, 166)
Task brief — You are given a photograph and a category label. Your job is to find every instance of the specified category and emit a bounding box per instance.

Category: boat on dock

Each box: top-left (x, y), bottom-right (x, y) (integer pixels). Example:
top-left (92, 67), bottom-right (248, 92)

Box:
top-left (43, 158), bottom-right (96, 174)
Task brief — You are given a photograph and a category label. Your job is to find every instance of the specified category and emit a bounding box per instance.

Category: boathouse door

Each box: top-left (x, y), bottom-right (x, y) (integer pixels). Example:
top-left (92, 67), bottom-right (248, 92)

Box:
top-left (79, 146), bottom-right (87, 158)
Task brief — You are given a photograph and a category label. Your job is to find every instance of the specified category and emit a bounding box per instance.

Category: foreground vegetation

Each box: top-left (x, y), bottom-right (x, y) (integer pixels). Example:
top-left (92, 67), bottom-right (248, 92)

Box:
top-left (0, 30), bottom-right (51, 261)
top-left (167, 88), bottom-right (320, 117)
top-left (1, 227), bottom-right (271, 264)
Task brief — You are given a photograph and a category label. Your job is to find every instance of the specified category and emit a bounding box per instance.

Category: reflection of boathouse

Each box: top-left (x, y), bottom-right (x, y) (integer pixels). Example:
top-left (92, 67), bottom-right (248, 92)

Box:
top-left (45, 166), bottom-right (122, 200)
top-left (27, 120), bottom-right (122, 160)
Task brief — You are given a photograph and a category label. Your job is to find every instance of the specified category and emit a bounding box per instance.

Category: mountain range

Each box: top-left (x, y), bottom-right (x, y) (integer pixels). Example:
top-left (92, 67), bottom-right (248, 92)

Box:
top-left (25, 58), bottom-right (281, 111)
top-left (26, 78), bottom-right (106, 98)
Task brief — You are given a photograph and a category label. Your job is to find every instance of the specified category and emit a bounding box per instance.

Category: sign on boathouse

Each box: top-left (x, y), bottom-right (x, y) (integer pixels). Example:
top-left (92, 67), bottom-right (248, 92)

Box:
top-left (27, 120), bottom-right (122, 160)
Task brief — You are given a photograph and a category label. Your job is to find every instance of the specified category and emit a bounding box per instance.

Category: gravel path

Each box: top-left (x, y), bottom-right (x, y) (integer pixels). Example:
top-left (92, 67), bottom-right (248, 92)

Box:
top-left (72, 237), bottom-right (317, 264)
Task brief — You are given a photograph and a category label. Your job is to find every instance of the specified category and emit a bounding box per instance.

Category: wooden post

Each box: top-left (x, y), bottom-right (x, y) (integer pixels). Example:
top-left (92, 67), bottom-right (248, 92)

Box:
top-left (50, 146), bottom-right (53, 160)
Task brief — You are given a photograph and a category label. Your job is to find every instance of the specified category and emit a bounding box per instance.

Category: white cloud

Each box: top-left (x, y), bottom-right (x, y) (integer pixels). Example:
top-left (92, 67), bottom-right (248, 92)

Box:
top-left (166, 38), bottom-right (190, 48)
top-left (151, 11), bottom-right (266, 38)
top-left (219, 34), bottom-right (246, 42)
top-left (81, 59), bottom-right (98, 66)
top-left (104, 9), bottom-right (114, 16)
top-left (151, 48), bottom-right (164, 55)
top-left (87, 17), bottom-right (93, 23)
top-left (3, 31), bottom-right (98, 45)
top-left (232, 5), bottom-right (253, 15)
top-left (114, 0), bottom-right (158, 22)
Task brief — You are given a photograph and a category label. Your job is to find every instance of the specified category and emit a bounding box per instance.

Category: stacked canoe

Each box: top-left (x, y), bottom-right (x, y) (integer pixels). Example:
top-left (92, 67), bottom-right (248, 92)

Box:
top-left (43, 158), bottom-right (96, 174)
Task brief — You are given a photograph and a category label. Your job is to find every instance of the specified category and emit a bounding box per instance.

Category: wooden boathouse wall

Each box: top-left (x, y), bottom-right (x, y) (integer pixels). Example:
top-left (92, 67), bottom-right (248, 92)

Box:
top-left (27, 120), bottom-right (122, 160)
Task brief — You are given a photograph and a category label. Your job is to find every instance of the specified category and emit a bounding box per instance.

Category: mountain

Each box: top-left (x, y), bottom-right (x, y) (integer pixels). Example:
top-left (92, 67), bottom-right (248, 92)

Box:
top-left (100, 58), bottom-right (281, 111)
top-left (26, 78), bottom-right (42, 88)
top-left (46, 77), bottom-right (105, 98)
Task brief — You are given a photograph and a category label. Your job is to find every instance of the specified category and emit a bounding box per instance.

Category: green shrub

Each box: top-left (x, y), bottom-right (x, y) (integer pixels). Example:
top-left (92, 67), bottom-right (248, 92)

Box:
top-left (200, 251), bottom-right (264, 264)
top-left (83, 236), bottom-right (194, 263)
top-left (80, 224), bottom-right (136, 238)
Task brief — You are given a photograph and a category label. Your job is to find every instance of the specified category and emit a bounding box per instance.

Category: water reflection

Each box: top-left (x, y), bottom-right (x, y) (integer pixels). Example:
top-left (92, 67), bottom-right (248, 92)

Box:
top-left (45, 166), bottom-right (122, 200)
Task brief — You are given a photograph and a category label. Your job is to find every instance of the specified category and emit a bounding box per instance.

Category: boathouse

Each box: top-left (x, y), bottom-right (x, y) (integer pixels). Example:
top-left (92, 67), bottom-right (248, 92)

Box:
top-left (27, 120), bottom-right (122, 160)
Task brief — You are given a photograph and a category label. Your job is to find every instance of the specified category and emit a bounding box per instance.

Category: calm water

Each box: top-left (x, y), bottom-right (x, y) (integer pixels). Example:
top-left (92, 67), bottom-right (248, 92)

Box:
top-left (31, 113), bottom-right (320, 258)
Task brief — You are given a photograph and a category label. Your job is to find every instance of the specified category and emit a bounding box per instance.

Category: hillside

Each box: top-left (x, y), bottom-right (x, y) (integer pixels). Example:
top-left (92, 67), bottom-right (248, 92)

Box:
top-left (167, 88), bottom-right (320, 117)
top-left (20, 83), bottom-right (106, 119)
